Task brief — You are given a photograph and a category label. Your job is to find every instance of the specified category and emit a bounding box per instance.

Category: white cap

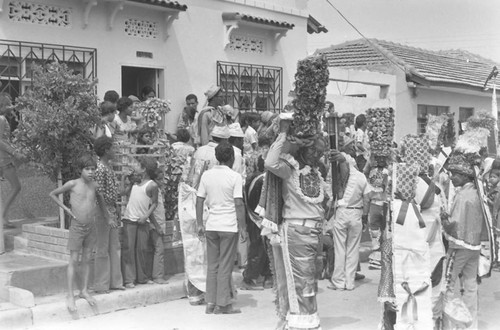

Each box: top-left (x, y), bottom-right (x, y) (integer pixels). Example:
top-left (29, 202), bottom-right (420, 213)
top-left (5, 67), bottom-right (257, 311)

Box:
top-left (228, 123), bottom-right (245, 137)
top-left (211, 125), bottom-right (230, 139)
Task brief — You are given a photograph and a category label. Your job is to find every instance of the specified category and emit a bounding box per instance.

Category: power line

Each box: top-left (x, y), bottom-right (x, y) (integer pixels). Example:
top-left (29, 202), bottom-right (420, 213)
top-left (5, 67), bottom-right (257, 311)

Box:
top-left (323, 0), bottom-right (408, 75)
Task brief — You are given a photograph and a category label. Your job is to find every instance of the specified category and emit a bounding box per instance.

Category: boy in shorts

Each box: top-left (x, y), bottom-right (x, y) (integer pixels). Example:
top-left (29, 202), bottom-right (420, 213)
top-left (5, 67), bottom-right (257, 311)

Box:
top-left (49, 154), bottom-right (109, 312)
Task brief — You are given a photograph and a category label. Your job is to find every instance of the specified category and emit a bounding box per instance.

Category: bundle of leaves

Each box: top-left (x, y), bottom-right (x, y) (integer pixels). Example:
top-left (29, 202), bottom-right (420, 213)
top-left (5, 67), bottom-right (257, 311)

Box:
top-left (136, 98), bottom-right (171, 129)
top-left (14, 62), bottom-right (99, 183)
top-left (162, 144), bottom-right (187, 220)
top-left (291, 55), bottom-right (329, 138)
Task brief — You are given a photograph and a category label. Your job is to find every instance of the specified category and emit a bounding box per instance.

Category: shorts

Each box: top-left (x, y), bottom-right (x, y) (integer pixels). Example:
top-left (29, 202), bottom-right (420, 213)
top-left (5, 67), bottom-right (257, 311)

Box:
top-left (67, 221), bottom-right (97, 252)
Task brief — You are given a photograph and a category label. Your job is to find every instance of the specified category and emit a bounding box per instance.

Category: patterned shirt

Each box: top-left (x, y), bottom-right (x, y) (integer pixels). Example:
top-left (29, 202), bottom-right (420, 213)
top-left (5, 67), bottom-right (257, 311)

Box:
top-left (95, 160), bottom-right (118, 206)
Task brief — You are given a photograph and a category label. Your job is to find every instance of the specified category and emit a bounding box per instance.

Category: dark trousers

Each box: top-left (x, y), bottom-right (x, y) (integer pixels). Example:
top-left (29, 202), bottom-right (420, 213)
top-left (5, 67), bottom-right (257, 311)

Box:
top-left (206, 231), bottom-right (238, 307)
top-left (122, 221), bottom-right (150, 284)
top-left (243, 223), bottom-right (271, 281)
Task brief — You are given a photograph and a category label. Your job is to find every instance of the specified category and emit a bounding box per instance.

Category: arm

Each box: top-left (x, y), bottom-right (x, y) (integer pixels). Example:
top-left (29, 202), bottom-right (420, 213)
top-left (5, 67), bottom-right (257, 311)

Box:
top-left (200, 112), bottom-right (210, 146)
top-left (49, 181), bottom-right (77, 219)
top-left (149, 212), bottom-right (163, 235)
top-left (95, 189), bottom-right (114, 227)
top-left (196, 196), bottom-right (205, 237)
top-left (264, 132), bottom-right (292, 179)
top-left (138, 182), bottom-right (159, 224)
top-left (235, 198), bottom-right (247, 242)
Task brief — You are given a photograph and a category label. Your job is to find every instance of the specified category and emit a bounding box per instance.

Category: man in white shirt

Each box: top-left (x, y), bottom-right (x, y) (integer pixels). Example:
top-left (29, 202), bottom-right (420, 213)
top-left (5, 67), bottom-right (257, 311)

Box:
top-left (196, 142), bottom-right (247, 315)
top-left (329, 136), bottom-right (368, 291)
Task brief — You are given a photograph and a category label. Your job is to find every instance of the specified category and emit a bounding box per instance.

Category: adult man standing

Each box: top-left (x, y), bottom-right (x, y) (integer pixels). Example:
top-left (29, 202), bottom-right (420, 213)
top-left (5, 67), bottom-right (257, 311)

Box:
top-left (198, 86), bottom-right (224, 146)
top-left (264, 119), bottom-right (342, 330)
top-left (329, 136), bottom-right (368, 291)
top-left (177, 94), bottom-right (199, 145)
top-left (443, 156), bottom-right (484, 329)
top-left (196, 142), bottom-right (247, 314)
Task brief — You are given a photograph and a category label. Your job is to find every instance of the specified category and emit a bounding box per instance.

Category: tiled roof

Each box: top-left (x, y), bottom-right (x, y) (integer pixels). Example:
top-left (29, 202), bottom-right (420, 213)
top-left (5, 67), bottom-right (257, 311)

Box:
top-left (222, 12), bottom-right (294, 30)
top-left (307, 15), bottom-right (328, 34)
top-left (127, 0), bottom-right (187, 11)
top-left (315, 39), bottom-right (498, 91)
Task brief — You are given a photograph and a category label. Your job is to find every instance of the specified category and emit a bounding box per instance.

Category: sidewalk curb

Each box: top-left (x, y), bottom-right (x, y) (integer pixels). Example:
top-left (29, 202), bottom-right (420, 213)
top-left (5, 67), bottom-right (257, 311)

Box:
top-left (1, 273), bottom-right (186, 329)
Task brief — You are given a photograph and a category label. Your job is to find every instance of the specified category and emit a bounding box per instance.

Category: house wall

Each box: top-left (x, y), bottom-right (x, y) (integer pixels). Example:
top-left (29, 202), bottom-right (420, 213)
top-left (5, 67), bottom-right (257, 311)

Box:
top-left (0, 0), bottom-right (310, 133)
top-left (325, 67), bottom-right (498, 143)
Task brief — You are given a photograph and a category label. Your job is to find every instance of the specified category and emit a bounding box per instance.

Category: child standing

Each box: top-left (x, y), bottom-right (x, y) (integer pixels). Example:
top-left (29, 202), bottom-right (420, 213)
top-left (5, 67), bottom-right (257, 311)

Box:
top-left (49, 154), bottom-right (109, 312)
top-left (148, 166), bottom-right (168, 284)
top-left (121, 158), bottom-right (159, 288)
top-left (93, 137), bottom-right (123, 293)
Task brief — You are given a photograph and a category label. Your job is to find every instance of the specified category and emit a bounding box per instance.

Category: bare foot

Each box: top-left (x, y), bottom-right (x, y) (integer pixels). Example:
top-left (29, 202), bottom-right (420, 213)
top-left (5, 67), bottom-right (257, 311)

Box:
top-left (79, 291), bottom-right (97, 306)
top-left (66, 295), bottom-right (77, 313)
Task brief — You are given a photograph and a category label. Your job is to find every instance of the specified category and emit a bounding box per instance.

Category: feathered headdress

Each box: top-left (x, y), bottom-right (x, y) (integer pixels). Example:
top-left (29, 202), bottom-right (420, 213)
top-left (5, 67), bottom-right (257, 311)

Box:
top-left (448, 111), bottom-right (493, 176)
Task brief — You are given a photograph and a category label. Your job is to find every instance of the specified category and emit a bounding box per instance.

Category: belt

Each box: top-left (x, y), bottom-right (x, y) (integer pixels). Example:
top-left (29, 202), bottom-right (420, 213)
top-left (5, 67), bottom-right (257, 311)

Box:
top-left (345, 206), bottom-right (363, 209)
top-left (287, 219), bottom-right (322, 229)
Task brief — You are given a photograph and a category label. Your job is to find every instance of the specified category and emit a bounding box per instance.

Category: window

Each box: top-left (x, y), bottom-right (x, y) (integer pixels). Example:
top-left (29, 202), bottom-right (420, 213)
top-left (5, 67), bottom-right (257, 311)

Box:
top-left (459, 107), bottom-right (474, 122)
top-left (217, 61), bottom-right (282, 112)
top-left (0, 39), bottom-right (96, 100)
top-left (417, 104), bottom-right (449, 134)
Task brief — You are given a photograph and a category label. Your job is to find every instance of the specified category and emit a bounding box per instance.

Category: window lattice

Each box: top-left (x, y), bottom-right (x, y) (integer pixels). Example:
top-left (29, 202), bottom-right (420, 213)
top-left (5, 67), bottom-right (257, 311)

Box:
top-left (217, 61), bottom-right (282, 112)
top-left (124, 19), bottom-right (158, 39)
top-left (8, 1), bottom-right (71, 28)
top-left (228, 35), bottom-right (264, 54)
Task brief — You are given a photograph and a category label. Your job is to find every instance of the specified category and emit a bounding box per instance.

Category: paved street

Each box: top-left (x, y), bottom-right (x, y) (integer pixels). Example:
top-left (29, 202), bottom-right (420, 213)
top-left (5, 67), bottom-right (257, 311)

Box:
top-left (29, 266), bottom-right (500, 330)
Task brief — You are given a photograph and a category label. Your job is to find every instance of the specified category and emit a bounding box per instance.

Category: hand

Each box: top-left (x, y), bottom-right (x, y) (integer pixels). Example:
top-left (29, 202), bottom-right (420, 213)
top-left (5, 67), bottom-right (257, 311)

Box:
top-left (137, 216), bottom-right (148, 225)
top-left (239, 229), bottom-right (248, 243)
top-left (155, 225), bottom-right (164, 236)
top-left (329, 149), bottom-right (345, 163)
top-left (108, 219), bottom-right (118, 228)
top-left (362, 214), bottom-right (368, 231)
top-left (197, 224), bottom-right (205, 239)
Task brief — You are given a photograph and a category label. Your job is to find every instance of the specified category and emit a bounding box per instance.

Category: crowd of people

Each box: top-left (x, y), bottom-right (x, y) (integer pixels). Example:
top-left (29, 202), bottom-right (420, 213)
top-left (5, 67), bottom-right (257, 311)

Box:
top-left (1, 83), bottom-right (499, 330)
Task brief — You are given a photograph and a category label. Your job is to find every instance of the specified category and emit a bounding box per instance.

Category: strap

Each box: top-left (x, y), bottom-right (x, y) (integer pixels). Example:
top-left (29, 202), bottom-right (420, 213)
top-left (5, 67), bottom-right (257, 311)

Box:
top-left (396, 201), bottom-right (426, 229)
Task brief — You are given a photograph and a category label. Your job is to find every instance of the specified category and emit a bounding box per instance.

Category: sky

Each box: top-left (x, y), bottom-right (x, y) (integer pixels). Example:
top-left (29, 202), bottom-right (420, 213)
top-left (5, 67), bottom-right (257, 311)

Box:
top-left (307, 0), bottom-right (500, 63)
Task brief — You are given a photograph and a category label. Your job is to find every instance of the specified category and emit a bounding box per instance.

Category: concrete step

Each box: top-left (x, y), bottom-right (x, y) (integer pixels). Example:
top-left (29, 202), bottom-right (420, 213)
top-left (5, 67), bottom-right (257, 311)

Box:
top-left (0, 273), bottom-right (188, 329)
top-left (0, 251), bottom-right (67, 297)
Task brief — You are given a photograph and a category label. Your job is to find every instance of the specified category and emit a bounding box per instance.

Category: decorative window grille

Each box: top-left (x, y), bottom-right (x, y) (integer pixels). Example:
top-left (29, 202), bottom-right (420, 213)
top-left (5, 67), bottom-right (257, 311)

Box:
top-left (0, 39), bottom-right (97, 99)
top-left (217, 61), bottom-right (282, 112)
top-left (228, 35), bottom-right (264, 54)
top-left (8, 1), bottom-right (71, 28)
top-left (417, 104), bottom-right (449, 134)
top-left (124, 19), bottom-right (158, 39)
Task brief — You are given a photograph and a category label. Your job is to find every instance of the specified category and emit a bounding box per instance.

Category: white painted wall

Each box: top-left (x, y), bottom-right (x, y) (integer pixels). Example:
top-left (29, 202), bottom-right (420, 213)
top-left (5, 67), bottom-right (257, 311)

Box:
top-left (0, 0), bottom-right (310, 133)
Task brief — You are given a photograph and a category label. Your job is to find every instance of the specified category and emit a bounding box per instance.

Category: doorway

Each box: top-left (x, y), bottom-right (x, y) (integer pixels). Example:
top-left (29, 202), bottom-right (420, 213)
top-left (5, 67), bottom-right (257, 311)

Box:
top-left (121, 66), bottom-right (162, 99)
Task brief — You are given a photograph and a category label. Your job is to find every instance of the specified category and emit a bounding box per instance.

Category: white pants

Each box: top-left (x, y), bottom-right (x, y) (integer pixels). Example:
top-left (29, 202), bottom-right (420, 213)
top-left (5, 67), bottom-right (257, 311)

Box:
top-left (331, 208), bottom-right (362, 290)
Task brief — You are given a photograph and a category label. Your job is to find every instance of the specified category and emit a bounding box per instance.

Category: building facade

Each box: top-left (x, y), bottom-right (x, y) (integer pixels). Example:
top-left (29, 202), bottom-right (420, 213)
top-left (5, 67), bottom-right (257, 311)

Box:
top-left (0, 0), bottom-right (316, 132)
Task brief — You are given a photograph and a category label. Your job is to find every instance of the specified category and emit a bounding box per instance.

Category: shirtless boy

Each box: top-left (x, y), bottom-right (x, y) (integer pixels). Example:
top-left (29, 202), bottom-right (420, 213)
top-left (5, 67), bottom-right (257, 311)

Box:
top-left (49, 154), bottom-right (109, 312)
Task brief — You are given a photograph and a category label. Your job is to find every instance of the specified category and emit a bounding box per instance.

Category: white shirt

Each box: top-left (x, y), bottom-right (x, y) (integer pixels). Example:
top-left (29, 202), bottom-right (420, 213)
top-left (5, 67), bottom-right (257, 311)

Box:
top-left (243, 126), bottom-right (258, 155)
top-left (197, 165), bottom-right (243, 232)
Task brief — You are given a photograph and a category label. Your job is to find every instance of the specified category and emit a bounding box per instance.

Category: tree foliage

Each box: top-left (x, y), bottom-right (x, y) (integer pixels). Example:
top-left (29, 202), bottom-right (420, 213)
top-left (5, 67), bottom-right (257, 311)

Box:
top-left (14, 62), bottom-right (100, 183)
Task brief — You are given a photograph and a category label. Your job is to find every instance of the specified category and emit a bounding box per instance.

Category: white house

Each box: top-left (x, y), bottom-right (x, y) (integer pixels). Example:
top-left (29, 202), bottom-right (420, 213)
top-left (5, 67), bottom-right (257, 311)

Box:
top-left (315, 39), bottom-right (499, 142)
top-left (0, 0), bottom-right (326, 133)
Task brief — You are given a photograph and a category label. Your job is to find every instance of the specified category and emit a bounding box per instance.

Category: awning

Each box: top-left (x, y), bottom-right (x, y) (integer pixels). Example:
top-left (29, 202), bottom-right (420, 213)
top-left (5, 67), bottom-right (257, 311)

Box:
top-left (127, 0), bottom-right (187, 11)
top-left (221, 12), bottom-right (294, 30)
top-left (307, 15), bottom-right (328, 34)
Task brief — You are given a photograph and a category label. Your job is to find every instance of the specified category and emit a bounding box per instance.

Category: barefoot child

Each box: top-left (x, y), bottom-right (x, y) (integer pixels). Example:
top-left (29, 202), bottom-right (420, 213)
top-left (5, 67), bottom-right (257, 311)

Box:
top-left (49, 154), bottom-right (110, 312)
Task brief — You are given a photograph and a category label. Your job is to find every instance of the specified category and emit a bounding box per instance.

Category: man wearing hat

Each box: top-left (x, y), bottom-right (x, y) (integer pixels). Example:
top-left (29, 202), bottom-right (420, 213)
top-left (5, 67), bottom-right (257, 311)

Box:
top-left (443, 152), bottom-right (484, 329)
top-left (194, 125), bottom-right (230, 169)
top-left (227, 123), bottom-right (245, 179)
top-left (197, 85), bottom-right (224, 146)
top-left (329, 135), bottom-right (368, 291)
